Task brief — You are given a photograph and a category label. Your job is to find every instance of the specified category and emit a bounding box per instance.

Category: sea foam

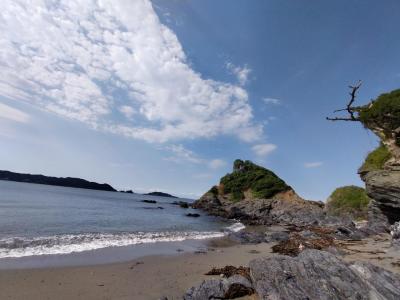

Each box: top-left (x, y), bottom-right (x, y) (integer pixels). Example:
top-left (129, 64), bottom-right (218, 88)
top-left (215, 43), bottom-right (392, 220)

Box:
top-left (0, 222), bottom-right (244, 258)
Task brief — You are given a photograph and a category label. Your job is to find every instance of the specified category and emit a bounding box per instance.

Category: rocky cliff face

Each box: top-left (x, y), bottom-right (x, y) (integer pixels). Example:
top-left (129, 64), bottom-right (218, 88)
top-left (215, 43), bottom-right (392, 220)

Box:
top-left (193, 160), bottom-right (326, 226)
top-left (358, 89), bottom-right (400, 232)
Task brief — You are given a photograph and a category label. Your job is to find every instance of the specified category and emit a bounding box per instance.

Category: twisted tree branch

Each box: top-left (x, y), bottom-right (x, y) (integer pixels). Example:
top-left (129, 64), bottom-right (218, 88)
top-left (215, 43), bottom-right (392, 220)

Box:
top-left (327, 81), bottom-right (362, 122)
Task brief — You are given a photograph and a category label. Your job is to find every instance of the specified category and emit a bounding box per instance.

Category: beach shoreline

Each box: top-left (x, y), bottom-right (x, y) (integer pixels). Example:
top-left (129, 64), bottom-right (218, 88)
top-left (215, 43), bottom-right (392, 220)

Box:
top-left (0, 238), bottom-right (273, 300)
top-left (1, 231), bottom-right (400, 300)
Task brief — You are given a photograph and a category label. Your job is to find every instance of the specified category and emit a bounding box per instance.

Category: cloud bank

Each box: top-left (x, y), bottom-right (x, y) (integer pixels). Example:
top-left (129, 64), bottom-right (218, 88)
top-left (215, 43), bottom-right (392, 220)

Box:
top-left (0, 0), bottom-right (261, 143)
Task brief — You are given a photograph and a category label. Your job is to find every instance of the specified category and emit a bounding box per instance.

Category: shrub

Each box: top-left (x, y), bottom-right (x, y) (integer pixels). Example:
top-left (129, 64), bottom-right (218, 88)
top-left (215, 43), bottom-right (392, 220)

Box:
top-left (326, 186), bottom-right (370, 220)
top-left (220, 159), bottom-right (290, 201)
top-left (359, 89), bottom-right (400, 145)
top-left (359, 144), bottom-right (391, 173)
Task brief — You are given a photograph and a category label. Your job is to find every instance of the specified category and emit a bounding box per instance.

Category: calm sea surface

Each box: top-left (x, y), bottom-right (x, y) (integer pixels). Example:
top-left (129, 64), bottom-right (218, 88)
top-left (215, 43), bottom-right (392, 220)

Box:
top-left (0, 180), bottom-right (241, 260)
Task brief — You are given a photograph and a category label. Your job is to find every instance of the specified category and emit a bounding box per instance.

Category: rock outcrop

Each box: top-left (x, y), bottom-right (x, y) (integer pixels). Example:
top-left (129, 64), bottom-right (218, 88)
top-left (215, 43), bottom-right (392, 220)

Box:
top-left (184, 250), bottom-right (400, 300)
top-left (193, 159), bottom-right (327, 226)
top-left (250, 249), bottom-right (400, 300)
top-left (361, 169), bottom-right (400, 230)
top-left (356, 89), bottom-right (400, 232)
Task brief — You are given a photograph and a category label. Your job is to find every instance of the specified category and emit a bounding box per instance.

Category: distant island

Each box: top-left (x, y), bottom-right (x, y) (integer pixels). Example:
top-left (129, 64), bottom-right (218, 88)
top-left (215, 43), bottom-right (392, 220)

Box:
top-left (0, 170), bottom-right (116, 192)
top-left (144, 191), bottom-right (178, 198)
top-left (0, 170), bottom-right (180, 197)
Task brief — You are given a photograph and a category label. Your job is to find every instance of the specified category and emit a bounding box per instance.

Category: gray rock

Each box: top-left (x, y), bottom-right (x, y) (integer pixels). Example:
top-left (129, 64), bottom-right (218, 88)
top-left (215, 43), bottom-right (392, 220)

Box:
top-left (228, 230), bottom-right (266, 244)
top-left (362, 170), bottom-right (400, 229)
top-left (193, 190), bottom-right (327, 226)
top-left (264, 231), bottom-right (289, 243)
top-left (390, 221), bottom-right (400, 248)
top-left (183, 279), bottom-right (228, 300)
top-left (183, 275), bottom-right (254, 300)
top-left (249, 249), bottom-right (400, 300)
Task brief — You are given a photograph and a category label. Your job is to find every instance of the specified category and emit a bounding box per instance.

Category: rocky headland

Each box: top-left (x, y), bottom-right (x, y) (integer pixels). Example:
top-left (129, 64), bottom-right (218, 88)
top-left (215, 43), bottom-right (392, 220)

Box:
top-left (183, 88), bottom-right (400, 299)
top-left (193, 159), bottom-right (327, 227)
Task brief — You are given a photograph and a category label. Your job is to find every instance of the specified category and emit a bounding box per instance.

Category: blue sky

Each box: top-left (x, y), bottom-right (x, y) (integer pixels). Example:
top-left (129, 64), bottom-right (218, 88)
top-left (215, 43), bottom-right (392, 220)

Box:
top-left (0, 0), bottom-right (399, 199)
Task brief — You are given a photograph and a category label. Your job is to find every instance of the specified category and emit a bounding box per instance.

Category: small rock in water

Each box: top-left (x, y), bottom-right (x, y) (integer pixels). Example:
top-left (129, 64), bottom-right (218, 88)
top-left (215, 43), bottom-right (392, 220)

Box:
top-left (186, 213), bottom-right (200, 218)
top-left (142, 199), bottom-right (157, 204)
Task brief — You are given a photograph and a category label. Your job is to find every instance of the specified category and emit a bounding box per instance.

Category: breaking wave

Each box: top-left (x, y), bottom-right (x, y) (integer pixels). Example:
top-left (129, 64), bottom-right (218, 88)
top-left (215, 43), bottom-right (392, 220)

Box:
top-left (0, 222), bottom-right (244, 258)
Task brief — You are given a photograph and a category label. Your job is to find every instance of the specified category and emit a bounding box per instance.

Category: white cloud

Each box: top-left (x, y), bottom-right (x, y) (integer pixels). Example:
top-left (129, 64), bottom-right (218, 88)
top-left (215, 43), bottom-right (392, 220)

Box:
top-left (226, 62), bottom-right (251, 86)
top-left (304, 162), bottom-right (323, 168)
top-left (263, 98), bottom-right (281, 105)
top-left (165, 144), bottom-right (226, 169)
top-left (164, 144), bottom-right (202, 164)
top-left (252, 143), bottom-right (277, 157)
top-left (118, 105), bottom-right (136, 119)
top-left (0, 0), bottom-right (261, 143)
top-left (0, 103), bottom-right (29, 123)
top-left (208, 159), bottom-right (227, 169)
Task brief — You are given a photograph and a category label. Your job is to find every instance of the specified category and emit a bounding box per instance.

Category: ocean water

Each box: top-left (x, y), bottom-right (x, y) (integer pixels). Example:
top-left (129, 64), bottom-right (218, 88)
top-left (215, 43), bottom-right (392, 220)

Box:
top-left (0, 180), bottom-right (242, 260)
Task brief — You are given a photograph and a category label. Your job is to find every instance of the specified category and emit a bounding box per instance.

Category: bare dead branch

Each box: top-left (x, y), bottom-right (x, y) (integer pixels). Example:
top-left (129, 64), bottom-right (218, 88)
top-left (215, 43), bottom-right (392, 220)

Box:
top-left (327, 81), bottom-right (362, 122)
top-left (326, 117), bottom-right (359, 122)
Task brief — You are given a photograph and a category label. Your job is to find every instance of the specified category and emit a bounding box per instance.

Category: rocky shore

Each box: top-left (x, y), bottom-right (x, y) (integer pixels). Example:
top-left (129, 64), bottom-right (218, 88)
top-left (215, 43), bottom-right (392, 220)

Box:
top-left (181, 154), bottom-right (400, 299)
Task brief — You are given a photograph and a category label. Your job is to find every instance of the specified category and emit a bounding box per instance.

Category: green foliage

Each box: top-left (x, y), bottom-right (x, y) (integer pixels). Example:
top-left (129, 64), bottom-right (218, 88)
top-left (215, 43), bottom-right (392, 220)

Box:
top-left (360, 144), bottom-right (391, 172)
top-left (359, 89), bottom-right (400, 142)
top-left (326, 186), bottom-right (370, 220)
top-left (220, 159), bottom-right (290, 201)
top-left (208, 185), bottom-right (219, 196)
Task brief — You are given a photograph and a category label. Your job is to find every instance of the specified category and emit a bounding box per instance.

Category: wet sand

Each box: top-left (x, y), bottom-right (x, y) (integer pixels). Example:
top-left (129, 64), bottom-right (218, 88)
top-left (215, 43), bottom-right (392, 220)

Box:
top-left (0, 234), bottom-right (399, 300)
top-left (0, 241), bottom-right (272, 300)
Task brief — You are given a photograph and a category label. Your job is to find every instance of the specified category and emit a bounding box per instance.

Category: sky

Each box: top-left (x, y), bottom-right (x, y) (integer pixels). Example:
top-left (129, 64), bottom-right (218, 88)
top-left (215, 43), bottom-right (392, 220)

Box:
top-left (0, 0), bottom-right (399, 200)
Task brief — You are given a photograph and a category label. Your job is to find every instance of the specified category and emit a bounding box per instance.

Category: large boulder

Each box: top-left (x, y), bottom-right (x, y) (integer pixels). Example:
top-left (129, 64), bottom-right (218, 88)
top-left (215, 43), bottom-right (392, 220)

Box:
top-left (249, 249), bottom-right (400, 300)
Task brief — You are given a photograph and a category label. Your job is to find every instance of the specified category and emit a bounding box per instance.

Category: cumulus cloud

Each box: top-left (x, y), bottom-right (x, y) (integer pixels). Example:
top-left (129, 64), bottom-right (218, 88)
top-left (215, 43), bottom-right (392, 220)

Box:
top-left (0, 0), bottom-right (261, 143)
top-left (118, 105), bottom-right (136, 119)
top-left (164, 144), bottom-right (203, 164)
top-left (304, 162), bottom-right (323, 168)
top-left (252, 143), bottom-right (277, 157)
top-left (0, 103), bottom-right (29, 123)
top-left (226, 62), bottom-right (251, 86)
top-left (263, 98), bottom-right (281, 105)
top-left (165, 144), bottom-right (226, 169)
top-left (208, 159), bottom-right (227, 169)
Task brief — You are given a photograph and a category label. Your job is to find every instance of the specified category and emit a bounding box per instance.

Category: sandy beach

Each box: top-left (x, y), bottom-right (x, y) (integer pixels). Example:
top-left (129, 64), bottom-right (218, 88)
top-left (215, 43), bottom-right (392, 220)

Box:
top-left (0, 240), bottom-right (271, 300)
top-left (1, 233), bottom-right (399, 300)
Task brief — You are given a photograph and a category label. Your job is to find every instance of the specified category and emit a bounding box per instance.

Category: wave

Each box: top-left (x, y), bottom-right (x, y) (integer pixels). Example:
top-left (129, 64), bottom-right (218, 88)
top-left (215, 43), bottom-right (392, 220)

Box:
top-left (0, 222), bottom-right (244, 258)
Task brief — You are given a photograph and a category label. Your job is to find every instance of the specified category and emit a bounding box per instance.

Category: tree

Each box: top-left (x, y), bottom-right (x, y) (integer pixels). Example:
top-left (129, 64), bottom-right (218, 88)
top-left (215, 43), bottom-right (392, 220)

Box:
top-left (327, 83), bottom-right (400, 162)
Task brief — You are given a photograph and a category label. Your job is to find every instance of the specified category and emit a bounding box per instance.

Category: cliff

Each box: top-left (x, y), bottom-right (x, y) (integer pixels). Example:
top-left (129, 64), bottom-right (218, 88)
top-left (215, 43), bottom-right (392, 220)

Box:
top-left (0, 170), bottom-right (116, 192)
top-left (357, 89), bottom-right (400, 232)
top-left (193, 159), bottom-right (326, 225)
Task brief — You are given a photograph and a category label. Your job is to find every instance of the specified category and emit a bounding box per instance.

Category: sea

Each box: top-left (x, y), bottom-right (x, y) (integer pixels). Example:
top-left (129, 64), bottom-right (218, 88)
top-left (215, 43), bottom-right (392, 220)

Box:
top-left (0, 180), bottom-right (243, 269)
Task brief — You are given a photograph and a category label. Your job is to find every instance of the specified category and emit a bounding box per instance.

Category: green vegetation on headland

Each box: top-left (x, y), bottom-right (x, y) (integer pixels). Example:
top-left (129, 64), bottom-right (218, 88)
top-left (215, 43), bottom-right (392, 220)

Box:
top-left (358, 89), bottom-right (400, 146)
top-left (359, 143), bottom-right (391, 173)
top-left (325, 185), bottom-right (370, 220)
top-left (216, 159), bottom-right (290, 202)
